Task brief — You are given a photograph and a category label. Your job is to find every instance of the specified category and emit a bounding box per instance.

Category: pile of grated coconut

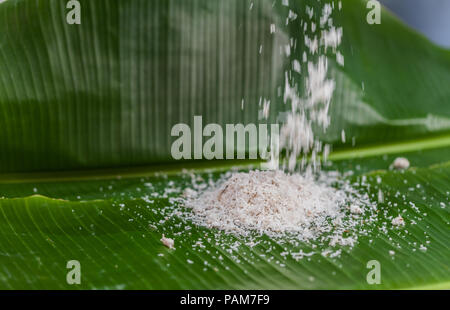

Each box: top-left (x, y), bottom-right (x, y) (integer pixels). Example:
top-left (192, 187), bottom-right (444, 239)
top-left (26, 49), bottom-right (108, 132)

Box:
top-left (184, 170), bottom-right (374, 247)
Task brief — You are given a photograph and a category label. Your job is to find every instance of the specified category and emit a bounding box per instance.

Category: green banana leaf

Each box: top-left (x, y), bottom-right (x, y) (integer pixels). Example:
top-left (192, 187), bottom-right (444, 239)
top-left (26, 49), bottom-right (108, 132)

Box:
top-left (1, 0), bottom-right (450, 172)
top-left (0, 0), bottom-right (449, 289)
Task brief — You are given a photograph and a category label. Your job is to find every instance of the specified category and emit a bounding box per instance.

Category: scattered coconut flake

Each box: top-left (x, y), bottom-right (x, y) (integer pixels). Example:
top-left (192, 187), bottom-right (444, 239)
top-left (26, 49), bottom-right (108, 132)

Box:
top-left (182, 188), bottom-right (198, 199)
top-left (378, 189), bottom-right (384, 203)
top-left (336, 51), bottom-right (344, 66)
top-left (392, 157), bottom-right (410, 170)
top-left (350, 204), bottom-right (363, 214)
top-left (160, 234), bottom-right (175, 249)
top-left (144, 0), bottom-right (421, 267)
top-left (392, 216), bottom-right (405, 227)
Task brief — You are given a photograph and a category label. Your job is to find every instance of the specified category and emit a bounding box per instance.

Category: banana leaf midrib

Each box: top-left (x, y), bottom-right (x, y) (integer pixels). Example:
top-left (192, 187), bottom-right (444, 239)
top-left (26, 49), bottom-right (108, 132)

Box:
top-left (1, 133), bottom-right (449, 184)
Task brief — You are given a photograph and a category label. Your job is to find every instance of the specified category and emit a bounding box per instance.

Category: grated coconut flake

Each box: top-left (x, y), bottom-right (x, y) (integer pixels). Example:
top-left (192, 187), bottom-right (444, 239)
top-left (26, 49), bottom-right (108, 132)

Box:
top-left (183, 170), bottom-right (374, 248)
